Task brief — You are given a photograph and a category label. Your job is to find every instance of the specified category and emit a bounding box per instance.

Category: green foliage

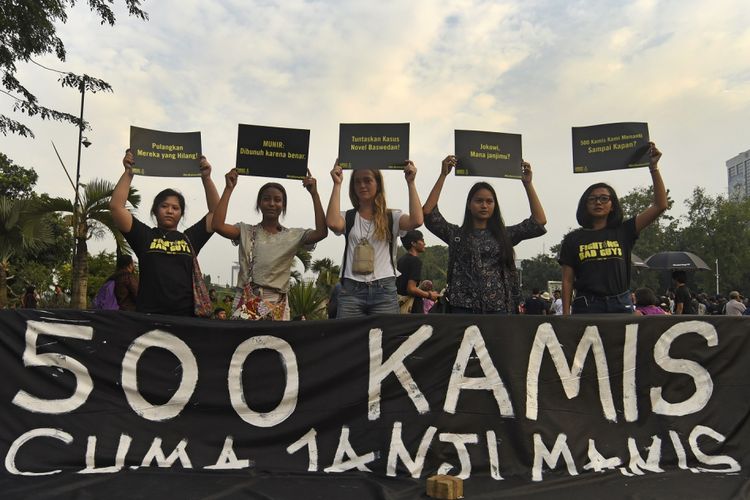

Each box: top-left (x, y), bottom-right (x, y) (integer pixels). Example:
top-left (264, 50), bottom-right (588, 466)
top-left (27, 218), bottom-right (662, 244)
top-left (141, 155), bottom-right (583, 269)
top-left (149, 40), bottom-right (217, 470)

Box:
top-left (288, 280), bottom-right (327, 320)
top-left (44, 177), bottom-right (140, 307)
top-left (84, 251), bottom-right (117, 308)
top-left (0, 196), bottom-right (56, 307)
top-left (311, 257), bottom-right (341, 298)
top-left (0, 153), bottom-right (38, 198)
top-left (520, 254), bottom-right (561, 295)
top-left (0, 0), bottom-right (148, 137)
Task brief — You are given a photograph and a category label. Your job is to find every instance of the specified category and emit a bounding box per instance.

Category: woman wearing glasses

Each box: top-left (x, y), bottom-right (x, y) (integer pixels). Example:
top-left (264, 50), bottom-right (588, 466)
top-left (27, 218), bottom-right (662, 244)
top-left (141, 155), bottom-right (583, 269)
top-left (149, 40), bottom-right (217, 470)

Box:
top-left (559, 142), bottom-right (667, 314)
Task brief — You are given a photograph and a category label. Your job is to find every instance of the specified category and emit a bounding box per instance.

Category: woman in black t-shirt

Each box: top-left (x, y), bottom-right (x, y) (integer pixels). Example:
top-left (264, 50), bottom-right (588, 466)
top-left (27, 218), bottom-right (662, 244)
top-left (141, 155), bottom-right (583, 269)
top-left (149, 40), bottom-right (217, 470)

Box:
top-left (559, 142), bottom-right (668, 315)
top-left (109, 149), bottom-right (220, 316)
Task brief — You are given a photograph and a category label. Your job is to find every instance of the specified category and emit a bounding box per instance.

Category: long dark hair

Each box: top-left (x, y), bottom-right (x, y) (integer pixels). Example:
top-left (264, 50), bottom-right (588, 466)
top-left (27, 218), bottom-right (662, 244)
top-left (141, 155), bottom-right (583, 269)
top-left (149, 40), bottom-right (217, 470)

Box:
top-left (576, 182), bottom-right (623, 229)
top-left (461, 182), bottom-right (515, 268)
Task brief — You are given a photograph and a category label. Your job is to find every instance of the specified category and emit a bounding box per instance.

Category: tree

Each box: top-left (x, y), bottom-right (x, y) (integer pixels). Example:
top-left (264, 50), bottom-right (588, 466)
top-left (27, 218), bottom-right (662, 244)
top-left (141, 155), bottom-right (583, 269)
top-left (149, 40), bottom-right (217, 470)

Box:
top-left (675, 189), bottom-right (750, 294)
top-left (519, 254), bottom-right (560, 295)
top-left (0, 153), bottom-right (38, 197)
top-left (0, 0), bottom-right (148, 137)
top-left (0, 197), bottom-right (55, 307)
top-left (311, 257), bottom-right (341, 297)
top-left (288, 280), bottom-right (327, 320)
top-left (45, 178), bottom-right (139, 308)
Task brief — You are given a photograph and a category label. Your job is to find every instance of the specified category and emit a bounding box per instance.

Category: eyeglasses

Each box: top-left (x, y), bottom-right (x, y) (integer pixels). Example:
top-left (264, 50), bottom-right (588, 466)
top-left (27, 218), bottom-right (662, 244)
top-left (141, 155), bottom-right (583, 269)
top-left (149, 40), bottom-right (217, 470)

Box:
top-left (586, 195), bottom-right (612, 204)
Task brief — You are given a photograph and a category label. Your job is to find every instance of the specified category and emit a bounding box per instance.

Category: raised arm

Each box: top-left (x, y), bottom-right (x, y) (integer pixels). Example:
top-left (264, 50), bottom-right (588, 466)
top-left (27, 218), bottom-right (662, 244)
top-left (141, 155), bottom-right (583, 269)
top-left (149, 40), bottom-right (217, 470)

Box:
top-left (422, 155), bottom-right (454, 215)
top-left (326, 160), bottom-right (346, 234)
top-left (561, 264), bottom-right (575, 315)
top-left (521, 160), bottom-right (547, 226)
top-left (199, 156), bottom-right (220, 232)
top-left (211, 169), bottom-right (241, 240)
top-left (303, 171), bottom-right (328, 244)
top-left (400, 160), bottom-right (423, 231)
top-left (634, 142), bottom-right (668, 234)
top-left (109, 149), bottom-right (136, 233)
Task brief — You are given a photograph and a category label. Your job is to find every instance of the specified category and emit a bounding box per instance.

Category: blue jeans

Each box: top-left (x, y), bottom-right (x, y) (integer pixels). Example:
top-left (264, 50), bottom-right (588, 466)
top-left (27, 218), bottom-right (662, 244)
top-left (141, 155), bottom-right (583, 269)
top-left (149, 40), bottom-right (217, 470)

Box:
top-left (337, 277), bottom-right (399, 318)
top-left (572, 291), bottom-right (634, 314)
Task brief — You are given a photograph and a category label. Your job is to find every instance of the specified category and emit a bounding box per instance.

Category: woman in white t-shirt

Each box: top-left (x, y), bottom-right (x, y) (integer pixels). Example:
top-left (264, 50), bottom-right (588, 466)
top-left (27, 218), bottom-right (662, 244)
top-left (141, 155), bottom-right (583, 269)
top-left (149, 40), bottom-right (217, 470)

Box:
top-left (326, 161), bottom-right (423, 317)
top-left (212, 169), bottom-right (328, 320)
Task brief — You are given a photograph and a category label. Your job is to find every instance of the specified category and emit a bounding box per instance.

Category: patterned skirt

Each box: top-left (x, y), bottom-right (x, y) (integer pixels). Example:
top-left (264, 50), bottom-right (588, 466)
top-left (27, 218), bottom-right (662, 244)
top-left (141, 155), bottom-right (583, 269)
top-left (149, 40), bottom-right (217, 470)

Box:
top-left (231, 283), bottom-right (289, 321)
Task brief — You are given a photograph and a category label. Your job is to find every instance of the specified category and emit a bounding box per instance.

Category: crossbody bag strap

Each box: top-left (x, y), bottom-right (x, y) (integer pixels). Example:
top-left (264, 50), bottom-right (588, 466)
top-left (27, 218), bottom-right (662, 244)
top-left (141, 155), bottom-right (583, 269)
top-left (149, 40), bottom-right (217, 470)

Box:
top-left (340, 209), bottom-right (356, 283)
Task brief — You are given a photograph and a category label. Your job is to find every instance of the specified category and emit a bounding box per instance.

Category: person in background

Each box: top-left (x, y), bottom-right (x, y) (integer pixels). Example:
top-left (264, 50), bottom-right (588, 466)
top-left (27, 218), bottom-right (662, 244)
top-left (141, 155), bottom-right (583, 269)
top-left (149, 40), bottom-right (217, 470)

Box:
top-left (420, 280), bottom-right (436, 314)
top-left (633, 287), bottom-right (667, 315)
top-left (725, 291), bottom-right (746, 316)
top-left (213, 307), bottom-right (227, 320)
top-left (423, 156), bottom-right (546, 314)
top-left (396, 230), bottom-right (439, 314)
top-left (559, 143), bottom-right (667, 314)
top-left (672, 270), bottom-right (695, 314)
top-left (552, 289), bottom-right (563, 315)
top-left (48, 284), bottom-right (69, 308)
top-left (110, 149), bottom-right (219, 316)
top-left (21, 285), bottom-right (39, 309)
top-left (524, 289), bottom-right (547, 315)
top-left (113, 254), bottom-right (138, 311)
top-left (327, 282), bottom-right (342, 319)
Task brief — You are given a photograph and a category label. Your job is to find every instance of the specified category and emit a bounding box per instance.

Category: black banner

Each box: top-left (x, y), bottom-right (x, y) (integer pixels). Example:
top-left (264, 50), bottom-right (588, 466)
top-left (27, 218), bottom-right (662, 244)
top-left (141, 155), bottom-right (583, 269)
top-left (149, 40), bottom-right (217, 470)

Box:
top-left (129, 126), bottom-right (203, 177)
top-left (0, 311), bottom-right (748, 498)
top-left (235, 124), bottom-right (310, 180)
top-left (572, 122), bottom-right (650, 173)
top-left (454, 130), bottom-right (522, 179)
top-left (338, 123), bottom-right (409, 170)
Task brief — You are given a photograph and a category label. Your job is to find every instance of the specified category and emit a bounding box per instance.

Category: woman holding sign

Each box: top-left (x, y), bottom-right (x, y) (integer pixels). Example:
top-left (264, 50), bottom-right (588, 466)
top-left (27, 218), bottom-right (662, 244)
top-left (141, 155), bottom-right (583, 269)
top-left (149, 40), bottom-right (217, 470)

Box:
top-left (326, 162), bottom-right (423, 317)
top-left (110, 149), bottom-right (220, 316)
top-left (558, 142), bottom-right (667, 314)
top-left (211, 169), bottom-right (328, 321)
top-left (422, 156), bottom-right (547, 314)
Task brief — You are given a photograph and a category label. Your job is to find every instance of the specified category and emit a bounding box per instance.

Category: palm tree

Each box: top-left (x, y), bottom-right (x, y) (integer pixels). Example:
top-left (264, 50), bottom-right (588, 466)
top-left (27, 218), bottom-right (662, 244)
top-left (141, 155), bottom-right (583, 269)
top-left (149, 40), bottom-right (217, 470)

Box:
top-left (288, 279), bottom-right (327, 320)
top-left (311, 257), bottom-right (341, 297)
top-left (45, 178), bottom-right (139, 308)
top-left (0, 197), bottom-right (55, 308)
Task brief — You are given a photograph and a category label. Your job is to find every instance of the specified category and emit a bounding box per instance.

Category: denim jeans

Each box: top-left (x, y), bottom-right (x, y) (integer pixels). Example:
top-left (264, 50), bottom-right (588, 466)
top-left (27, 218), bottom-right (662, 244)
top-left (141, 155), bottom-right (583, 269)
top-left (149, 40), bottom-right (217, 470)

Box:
top-left (337, 277), bottom-right (399, 318)
top-left (572, 291), bottom-right (634, 314)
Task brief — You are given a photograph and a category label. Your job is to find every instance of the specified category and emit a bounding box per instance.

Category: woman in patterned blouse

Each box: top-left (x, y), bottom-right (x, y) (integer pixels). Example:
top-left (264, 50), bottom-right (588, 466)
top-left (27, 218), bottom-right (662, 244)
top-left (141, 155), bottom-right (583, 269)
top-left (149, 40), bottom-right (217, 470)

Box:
top-left (422, 156), bottom-right (547, 314)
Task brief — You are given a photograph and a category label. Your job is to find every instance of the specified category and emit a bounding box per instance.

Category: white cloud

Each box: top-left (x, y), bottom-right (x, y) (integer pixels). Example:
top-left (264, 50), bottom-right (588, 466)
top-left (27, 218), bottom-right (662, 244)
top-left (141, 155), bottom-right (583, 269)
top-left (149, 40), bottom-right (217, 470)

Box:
top-left (3, 0), bottom-right (750, 283)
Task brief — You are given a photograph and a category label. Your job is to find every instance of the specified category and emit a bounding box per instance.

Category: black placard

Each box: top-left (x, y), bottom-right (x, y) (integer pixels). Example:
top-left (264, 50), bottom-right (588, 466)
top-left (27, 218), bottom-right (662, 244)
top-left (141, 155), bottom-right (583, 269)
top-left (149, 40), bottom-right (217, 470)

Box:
top-left (1, 310), bottom-right (748, 498)
top-left (454, 130), bottom-right (522, 178)
top-left (572, 122), bottom-right (650, 173)
top-left (338, 123), bottom-right (409, 170)
top-left (129, 126), bottom-right (202, 177)
top-left (236, 124), bottom-right (310, 179)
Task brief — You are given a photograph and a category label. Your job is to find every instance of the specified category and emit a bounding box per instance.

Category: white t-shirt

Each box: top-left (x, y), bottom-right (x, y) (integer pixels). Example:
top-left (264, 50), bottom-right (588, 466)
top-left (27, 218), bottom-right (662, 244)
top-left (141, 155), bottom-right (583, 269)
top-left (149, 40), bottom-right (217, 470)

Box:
top-left (338, 209), bottom-right (405, 282)
top-left (553, 298), bottom-right (563, 315)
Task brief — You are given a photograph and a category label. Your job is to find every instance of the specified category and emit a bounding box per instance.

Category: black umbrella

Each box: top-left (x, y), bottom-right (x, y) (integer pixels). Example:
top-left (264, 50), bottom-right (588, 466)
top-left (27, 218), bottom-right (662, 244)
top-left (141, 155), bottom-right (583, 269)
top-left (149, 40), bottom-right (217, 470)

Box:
top-left (632, 253), bottom-right (648, 268)
top-left (644, 251), bottom-right (711, 270)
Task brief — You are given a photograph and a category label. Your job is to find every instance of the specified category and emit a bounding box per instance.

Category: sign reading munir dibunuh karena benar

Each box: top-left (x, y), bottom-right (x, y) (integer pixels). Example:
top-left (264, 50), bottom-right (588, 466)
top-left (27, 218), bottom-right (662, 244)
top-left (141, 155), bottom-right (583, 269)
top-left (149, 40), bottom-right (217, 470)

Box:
top-left (129, 126), bottom-right (203, 177)
top-left (235, 124), bottom-right (310, 180)
top-left (572, 122), bottom-right (650, 173)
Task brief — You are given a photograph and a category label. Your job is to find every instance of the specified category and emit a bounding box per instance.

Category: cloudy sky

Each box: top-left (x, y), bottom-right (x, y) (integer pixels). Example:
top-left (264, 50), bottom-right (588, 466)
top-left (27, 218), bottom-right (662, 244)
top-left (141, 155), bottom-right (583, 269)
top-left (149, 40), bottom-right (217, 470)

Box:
top-left (3, 0), bottom-right (749, 285)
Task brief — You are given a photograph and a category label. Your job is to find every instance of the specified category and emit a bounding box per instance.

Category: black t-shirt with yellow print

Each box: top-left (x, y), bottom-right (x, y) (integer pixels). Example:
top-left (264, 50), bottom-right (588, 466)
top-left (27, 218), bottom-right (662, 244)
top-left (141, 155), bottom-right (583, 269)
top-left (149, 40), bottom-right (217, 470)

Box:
top-left (123, 216), bottom-right (212, 316)
top-left (558, 217), bottom-right (638, 297)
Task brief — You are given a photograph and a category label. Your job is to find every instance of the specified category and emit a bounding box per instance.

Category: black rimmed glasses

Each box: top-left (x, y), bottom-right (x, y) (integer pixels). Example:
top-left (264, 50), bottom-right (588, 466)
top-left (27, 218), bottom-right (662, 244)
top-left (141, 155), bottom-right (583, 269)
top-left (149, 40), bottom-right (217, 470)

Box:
top-left (586, 195), bottom-right (612, 205)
